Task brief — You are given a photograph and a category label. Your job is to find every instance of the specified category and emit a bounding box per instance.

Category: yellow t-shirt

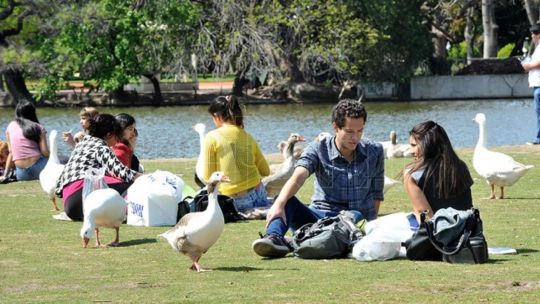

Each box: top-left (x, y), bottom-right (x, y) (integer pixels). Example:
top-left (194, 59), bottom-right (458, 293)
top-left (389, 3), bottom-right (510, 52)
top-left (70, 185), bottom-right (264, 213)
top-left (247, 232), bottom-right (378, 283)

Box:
top-left (202, 124), bottom-right (270, 196)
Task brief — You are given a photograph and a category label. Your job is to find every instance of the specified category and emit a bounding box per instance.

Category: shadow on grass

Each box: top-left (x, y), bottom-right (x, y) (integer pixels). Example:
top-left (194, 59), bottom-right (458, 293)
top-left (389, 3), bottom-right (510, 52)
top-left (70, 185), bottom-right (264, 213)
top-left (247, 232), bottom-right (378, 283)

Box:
top-left (516, 248), bottom-right (538, 254)
top-left (120, 238), bottom-right (157, 247)
top-left (213, 266), bottom-right (300, 272)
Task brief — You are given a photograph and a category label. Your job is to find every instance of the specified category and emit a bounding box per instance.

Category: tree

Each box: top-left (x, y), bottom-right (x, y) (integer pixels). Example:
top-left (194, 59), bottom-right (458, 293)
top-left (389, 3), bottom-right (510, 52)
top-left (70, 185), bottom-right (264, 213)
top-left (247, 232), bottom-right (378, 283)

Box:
top-left (482, 0), bottom-right (499, 58)
top-left (0, 0), bottom-right (40, 104)
top-left (38, 0), bottom-right (199, 105)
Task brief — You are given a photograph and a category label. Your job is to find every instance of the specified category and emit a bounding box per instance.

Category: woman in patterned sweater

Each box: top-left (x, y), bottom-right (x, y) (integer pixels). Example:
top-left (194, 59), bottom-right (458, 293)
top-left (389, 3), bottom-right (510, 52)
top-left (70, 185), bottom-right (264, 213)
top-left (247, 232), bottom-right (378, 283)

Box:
top-left (55, 114), bottom-right (142, 221)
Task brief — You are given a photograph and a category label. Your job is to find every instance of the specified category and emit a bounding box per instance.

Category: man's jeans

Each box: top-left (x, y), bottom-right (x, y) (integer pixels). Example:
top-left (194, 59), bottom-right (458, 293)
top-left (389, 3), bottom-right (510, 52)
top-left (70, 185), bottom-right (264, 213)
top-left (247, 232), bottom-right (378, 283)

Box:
top-left (266, 196), bottom-right (364, 236)
top-left (533, 87), bottom-right (540, 143)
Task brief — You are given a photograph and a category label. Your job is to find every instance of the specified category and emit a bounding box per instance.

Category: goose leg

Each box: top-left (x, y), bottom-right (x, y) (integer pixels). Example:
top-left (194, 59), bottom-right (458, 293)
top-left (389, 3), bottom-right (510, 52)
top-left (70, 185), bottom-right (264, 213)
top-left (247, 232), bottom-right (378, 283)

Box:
top-left (108, 226), bottom-right (120, 247)
top-left (188, 255), bottom-right (210, 272)
top-left (95, 228), bottom-right (102, 247)
top-left (489, 184), bottom-right (496, 199)
top-left (51, 197), bottom-right (60, 211)
top-left (499, 186), bottom-right (505, 199)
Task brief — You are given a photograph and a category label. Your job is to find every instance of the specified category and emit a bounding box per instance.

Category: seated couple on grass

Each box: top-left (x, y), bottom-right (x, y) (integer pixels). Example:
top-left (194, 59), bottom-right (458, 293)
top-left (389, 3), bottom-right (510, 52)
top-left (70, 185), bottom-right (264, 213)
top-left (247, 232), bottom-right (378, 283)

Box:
top-left (252, 98), bottom-right (473, 258)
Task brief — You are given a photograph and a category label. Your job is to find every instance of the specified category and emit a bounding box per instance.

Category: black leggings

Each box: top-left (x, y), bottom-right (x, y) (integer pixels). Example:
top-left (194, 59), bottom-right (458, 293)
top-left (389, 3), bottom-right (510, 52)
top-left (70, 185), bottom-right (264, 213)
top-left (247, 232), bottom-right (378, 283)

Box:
top-left (64, 182), bottom-right (132, 221)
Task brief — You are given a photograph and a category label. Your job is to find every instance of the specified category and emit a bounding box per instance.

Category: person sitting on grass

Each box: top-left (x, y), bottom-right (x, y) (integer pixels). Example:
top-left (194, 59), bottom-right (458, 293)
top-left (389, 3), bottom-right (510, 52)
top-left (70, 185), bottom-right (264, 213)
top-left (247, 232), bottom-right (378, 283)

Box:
top-left (113, 113), bottom-right (142, 172)
top-left (55, 114), bottom-right (142, 221)
top-left (252, 98), bottom-right (385, 258)
top-left (403, 120), bottom-right (474, 226)
top-left (63, 107), bottom-right (99, 147)
top-left (201, 95), bottom-right (271, 213)
top-left (1, 101), bottom-right (49, 183)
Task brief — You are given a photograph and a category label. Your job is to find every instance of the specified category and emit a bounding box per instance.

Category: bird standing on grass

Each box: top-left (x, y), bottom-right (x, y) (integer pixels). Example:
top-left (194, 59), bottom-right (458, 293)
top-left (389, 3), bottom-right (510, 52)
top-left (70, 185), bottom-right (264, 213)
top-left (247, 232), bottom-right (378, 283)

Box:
top-left (472, 113), bottom-right (534, 199)
top-left (80, 188), bottom-right (127, 248)
top-left (160, 171), bottom-right (230, 272)
top-left (39, 130), bottom-right (64, 211)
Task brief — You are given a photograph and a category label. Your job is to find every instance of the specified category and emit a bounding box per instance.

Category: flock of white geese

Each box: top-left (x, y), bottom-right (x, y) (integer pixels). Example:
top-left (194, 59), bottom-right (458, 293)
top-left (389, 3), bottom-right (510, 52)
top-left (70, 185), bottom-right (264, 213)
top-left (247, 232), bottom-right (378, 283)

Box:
top-left (36, 112), bottom-right (534, 271)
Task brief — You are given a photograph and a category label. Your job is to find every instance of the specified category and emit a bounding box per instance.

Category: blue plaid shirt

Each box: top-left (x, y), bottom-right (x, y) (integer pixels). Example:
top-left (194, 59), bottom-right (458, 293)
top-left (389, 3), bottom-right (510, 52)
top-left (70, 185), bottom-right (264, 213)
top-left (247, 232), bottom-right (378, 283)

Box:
top-left (296, 135), bottom-right (384, 220)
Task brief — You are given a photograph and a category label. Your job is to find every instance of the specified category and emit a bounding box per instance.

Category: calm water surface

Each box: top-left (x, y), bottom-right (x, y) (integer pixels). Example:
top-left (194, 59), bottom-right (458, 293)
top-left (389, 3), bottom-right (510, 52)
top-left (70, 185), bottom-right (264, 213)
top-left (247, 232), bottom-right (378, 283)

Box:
top-left (0, 99), bottom-right (535, 160)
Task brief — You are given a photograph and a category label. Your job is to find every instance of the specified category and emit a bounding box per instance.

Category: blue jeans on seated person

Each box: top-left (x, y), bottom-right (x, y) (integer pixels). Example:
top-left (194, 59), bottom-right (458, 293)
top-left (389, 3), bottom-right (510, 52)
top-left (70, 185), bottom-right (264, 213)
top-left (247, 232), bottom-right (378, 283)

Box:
top-left (233, 183), bottom-right (271, 212)
top-left (533, 87), bottom-right (540, 143)
top-left (266, 196), bottom-right (364, 237)
top-left (15, 156), bottom-right (47, 181)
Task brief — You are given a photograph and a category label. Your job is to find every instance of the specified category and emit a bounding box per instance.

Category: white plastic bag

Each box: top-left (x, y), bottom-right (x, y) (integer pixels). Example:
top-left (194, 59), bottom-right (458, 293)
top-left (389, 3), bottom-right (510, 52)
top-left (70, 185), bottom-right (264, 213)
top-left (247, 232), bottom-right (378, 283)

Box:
top-left (351, 212), bottom-right (415, 262)
top-left (82, 168), bottom-right (108, 203)
top-left (126, 170), bottom-right (184, 226)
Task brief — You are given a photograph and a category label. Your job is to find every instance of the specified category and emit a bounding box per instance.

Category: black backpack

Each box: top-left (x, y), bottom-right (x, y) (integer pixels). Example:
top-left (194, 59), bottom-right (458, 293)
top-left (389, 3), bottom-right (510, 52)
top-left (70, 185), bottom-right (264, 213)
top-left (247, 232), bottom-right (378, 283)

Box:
top-left (177, 189), bottom-right (245, 223)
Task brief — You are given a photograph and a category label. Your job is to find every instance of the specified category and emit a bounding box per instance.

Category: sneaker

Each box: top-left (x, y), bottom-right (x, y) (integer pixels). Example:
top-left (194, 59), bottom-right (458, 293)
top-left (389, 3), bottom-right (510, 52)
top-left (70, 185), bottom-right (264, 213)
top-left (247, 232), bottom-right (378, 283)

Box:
top-left (526, 141), bottom-right (540, 145)
top-left (252, 233), bottom-right (292, 258)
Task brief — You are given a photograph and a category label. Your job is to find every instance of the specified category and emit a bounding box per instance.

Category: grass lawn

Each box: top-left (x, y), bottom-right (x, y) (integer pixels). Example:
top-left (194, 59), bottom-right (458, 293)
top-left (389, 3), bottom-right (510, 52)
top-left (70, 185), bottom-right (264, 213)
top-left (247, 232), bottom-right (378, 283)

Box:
top-left (1, 146), bottom-right (540, 303)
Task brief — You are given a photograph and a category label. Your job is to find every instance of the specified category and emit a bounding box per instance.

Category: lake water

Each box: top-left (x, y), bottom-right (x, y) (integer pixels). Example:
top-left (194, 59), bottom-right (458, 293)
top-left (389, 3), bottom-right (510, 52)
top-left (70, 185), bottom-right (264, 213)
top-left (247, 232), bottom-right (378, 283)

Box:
top-left (0, 99), bottom-right (535, 160)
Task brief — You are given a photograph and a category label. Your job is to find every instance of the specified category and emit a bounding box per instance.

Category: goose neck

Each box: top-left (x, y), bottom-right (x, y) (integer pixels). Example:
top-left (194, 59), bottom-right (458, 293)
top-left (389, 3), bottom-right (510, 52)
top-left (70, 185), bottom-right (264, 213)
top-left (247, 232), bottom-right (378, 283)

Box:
top-left (476, 122), bottom-right (488, 148)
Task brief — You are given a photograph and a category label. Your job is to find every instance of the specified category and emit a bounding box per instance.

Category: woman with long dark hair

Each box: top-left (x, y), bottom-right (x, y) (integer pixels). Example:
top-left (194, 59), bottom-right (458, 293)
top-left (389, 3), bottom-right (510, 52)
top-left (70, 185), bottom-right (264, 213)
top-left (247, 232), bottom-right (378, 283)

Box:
top-left (1, 101), bottom-right (49, 182)
top-left (202, 95), bottom-right (271, 212)
top-left (113, 113), bottom-right (141, 172)
top-left (404, 120), bottom-right (474, 224)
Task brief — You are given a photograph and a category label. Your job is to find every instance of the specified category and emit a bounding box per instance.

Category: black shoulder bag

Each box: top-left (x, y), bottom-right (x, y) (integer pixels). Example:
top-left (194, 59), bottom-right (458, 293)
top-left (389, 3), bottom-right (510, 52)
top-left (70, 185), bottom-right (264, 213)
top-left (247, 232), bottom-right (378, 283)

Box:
top-left (425, 208), bottom-right (488, 264)
top-left (404, 212), bottom-right (442, 261)
top-left (176, 189), bottom-right (245, 223)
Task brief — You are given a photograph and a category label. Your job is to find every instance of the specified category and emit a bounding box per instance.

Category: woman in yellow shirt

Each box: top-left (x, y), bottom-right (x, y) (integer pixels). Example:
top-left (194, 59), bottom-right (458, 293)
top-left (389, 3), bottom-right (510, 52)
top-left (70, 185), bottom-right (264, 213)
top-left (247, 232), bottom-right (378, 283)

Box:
top-left (202, 95), bottom-right (271, 212)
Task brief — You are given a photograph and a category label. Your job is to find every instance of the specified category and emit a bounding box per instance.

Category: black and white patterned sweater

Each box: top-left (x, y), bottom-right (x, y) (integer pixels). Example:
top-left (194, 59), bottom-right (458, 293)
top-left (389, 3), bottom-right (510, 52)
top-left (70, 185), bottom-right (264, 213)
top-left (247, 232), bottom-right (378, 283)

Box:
top-left (55, 135), bottom-right (136, 197)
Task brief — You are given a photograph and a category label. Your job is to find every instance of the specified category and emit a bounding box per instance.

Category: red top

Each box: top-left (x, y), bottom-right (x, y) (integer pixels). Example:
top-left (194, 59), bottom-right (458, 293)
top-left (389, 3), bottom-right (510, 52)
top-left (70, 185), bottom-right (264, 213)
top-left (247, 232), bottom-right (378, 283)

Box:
top-left (112, 142), bottom-right (132, 168)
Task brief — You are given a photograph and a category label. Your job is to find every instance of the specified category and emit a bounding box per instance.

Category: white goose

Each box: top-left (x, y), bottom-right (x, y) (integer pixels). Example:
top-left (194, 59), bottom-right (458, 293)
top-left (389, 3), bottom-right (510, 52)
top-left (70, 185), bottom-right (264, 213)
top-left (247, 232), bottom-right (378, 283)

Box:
top-left (160, 171), bottom-right (229, 272)
top-left (473, 113), bottom-right (534, 199)
top-left (381, 131), bottom-right (412, 159)
top-left (263, 134), bottom-right (305, 197)
top-left (80, 188), bottom-right (127, 248)
top-left (193, 123), bottom-right (207, 188)
top-left (39, 130), bottom-right (64, 211)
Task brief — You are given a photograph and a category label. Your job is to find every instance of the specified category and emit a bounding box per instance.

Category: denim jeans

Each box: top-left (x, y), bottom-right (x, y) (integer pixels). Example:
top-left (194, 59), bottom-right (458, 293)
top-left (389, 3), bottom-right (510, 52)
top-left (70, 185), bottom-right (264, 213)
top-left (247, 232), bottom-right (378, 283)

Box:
top-left (15, 156), bottom-right (47, 181)
top-left (233, 183), bottom-right (271, 212)
top-left (266, 196), bottom-right (364, 236)
top-left (533, 87), bottom-right (540, 143)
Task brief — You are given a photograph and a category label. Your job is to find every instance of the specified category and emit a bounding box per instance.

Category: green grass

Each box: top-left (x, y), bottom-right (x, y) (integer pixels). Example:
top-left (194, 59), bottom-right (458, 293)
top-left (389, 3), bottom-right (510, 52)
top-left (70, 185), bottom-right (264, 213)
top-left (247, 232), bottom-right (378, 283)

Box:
top-left (1, 146), bottom-right (540, 303)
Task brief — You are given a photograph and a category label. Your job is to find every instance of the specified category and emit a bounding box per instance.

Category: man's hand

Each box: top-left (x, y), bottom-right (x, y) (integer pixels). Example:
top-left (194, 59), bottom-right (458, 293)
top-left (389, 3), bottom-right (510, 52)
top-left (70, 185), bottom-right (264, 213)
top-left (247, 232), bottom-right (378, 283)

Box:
top-left (265, 203), bottom-right (286, 228)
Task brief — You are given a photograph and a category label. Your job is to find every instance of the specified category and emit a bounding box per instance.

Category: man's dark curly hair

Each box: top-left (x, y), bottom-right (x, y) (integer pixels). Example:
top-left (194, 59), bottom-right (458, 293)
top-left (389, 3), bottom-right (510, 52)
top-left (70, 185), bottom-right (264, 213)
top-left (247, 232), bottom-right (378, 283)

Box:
top-left (331, 98), bottom-right (367, 128)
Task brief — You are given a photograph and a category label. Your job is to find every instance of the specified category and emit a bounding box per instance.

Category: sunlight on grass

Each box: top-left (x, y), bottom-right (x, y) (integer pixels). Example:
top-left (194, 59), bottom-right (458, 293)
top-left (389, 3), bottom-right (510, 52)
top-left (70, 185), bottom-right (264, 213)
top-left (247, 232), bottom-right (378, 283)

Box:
top-left (1, 148), bottom-right (540, 303)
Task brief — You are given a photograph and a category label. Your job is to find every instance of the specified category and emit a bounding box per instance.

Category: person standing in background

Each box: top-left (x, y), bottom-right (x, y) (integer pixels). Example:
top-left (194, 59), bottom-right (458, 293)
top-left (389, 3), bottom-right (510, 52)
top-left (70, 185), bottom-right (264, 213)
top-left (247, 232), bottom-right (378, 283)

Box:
top-left (522, 24), bottom-right (540, 145)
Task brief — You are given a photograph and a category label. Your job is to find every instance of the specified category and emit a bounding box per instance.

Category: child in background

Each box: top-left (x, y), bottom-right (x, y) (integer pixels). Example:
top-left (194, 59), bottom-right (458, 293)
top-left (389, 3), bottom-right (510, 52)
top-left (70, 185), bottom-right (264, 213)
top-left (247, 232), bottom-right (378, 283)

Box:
top-left (63, 107), bottom-right (99, 147)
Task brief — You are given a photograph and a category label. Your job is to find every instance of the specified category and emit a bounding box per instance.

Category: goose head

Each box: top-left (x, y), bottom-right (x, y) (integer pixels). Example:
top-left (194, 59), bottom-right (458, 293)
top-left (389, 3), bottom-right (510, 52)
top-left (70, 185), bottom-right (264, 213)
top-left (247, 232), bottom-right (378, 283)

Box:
top-left (207, 171), bottom-right (231, 193)
top-left (473, 113), bottom-right (486, 125)
top-left (81, 223), bottom-right (94, 248)
top-left (193, 123), bottom-right (206, 136)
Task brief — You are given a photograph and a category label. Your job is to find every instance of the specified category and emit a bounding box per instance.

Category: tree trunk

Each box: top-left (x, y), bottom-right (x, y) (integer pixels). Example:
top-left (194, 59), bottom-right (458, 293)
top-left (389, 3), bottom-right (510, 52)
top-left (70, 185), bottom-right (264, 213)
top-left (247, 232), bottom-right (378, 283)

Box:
top-left (482, 0), bottom-right (498, 58)
top-left (232, 70), bottom-right (245, 97)
top-left (430, 26), bottom-right (450, 75)
top-left (0, 73), bottom-right (4, 91)
top-left (523, 0), bottom-right (538, 25)
top-left (2, 69), bottom-right (34, 104)
top-left (465, 7), bottom-right (476, 64)
top-left (142, 74), bottom-right (163, 106)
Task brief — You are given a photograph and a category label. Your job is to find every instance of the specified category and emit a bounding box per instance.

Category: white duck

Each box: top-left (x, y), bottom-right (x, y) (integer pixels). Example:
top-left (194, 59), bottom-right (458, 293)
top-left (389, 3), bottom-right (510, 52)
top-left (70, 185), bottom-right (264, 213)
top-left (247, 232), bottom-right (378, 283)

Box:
top-left (80, 188), bottom-right (127, 248)
top-left (193, 123), bottom-right (207, 188)
top-left (39, 130), bottom-right (64, 211)
top-left (263, 134), bottom-right (305, 197)
top-left (160, 171), bottom-right (229, 272)
top-left (473, 113), bottom-right (534, 199)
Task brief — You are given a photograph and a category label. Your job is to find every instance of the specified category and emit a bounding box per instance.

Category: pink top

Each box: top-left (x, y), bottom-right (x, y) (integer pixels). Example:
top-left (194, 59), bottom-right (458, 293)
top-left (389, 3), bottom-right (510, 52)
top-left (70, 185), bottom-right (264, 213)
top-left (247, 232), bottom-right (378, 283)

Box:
top-left (62, 176), bottom-right (126, 208)
top-left (6, 121), bottom-right (46, 161)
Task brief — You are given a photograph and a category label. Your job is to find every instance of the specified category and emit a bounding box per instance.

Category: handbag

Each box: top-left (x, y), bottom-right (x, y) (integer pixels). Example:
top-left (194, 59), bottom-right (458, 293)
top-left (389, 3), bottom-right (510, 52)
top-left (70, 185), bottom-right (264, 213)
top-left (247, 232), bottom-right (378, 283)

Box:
top-left (404, 212), bottom-right (442, 261)
top-left (177, 189), bottom-right (245, 223)
top-left (425, 208), bottom-right (488, 264)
